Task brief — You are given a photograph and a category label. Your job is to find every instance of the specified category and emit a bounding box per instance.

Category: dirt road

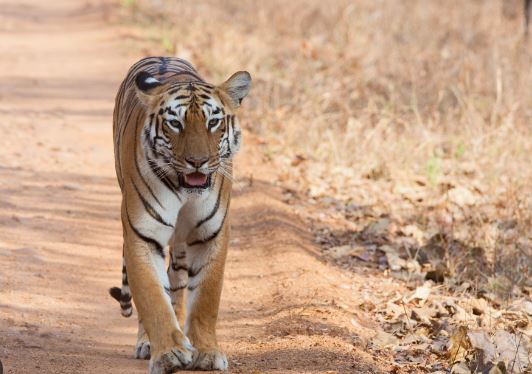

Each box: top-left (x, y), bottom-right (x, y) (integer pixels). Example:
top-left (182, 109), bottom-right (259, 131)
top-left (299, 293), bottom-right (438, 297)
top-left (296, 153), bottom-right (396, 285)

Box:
top-left (0, 1), bottom-right (386, 373)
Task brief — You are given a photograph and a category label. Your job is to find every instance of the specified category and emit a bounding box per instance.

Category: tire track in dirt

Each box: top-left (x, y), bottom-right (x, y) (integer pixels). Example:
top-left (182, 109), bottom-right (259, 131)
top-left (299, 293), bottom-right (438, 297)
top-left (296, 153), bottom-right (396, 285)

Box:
top-left (0, 1), bottom-right (387, 373)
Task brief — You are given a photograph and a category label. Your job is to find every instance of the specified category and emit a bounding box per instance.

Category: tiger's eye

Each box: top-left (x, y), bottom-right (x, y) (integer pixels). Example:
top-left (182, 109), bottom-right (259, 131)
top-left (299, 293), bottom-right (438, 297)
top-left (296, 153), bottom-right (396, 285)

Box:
top-left (166, 119), bottom-right (183, 131)
top-left (208, 118), bottom-right (220, 131)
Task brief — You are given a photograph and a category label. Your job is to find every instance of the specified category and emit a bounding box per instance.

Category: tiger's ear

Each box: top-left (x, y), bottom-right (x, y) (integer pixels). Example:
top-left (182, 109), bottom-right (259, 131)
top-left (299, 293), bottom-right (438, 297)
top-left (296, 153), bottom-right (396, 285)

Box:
top-left (134, 71), bottom-right (165, 106)
top-left (219, 71), bottom-right (252, 108)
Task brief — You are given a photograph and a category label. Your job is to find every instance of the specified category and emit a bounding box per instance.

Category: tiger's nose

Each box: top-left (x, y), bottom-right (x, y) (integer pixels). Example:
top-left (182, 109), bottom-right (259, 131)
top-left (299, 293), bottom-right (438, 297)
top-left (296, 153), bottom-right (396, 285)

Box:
top-left (185, 156), bottom-right (209, 168)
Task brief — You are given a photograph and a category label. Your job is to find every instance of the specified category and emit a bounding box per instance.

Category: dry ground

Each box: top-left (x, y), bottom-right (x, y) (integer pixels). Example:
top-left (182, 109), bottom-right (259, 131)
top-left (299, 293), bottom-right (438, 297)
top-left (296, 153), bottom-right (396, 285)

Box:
top-left (0, 1), bottom-right (531, 374)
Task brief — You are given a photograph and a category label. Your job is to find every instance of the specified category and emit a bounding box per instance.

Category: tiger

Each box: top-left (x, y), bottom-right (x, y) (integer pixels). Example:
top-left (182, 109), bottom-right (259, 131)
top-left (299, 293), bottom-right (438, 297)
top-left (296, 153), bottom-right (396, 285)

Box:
top-left (109, 56), bottom-right (251, 373)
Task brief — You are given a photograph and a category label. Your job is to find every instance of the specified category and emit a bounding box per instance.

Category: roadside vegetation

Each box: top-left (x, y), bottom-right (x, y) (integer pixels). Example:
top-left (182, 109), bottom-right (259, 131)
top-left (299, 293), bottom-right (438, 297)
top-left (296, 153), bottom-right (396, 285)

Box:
top-left (120, 1), bottom-right (531, 372)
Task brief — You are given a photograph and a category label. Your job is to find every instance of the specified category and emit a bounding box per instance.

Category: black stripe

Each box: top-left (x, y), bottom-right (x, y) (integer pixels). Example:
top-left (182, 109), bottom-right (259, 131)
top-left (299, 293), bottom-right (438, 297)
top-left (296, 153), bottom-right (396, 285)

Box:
top-left (192, 82), bottom-right (213, 88)
top-left (155, 116), bottom-right (161, 137)
top-left (172, 265), bottom-right (188, 272)
top-left (187, 199), bottom-right (229, 247)
top-left (168, 87), bottom-right (183, 95)
top-left (131, 71), bottom-right (181, 203)
top-left (174, 58), bottom-right (195, 70)
top-left (134, 150), bottom-right (164, 208)
top-left (163, 107), bottom-right (177, 116)
top-left (132, 179), bottom-right (174, 228)
top-left (234, 129), bottom-right (241, 146)
top-left (170, 70), bottom-right (203, 81)
top-left (196, 178), bottom-right (224, 228)
top-left (147, 160), bottom-right (182, 201)
top-left (116, 103), bottom-right (138, 189)
top-left (167, 82), bottom-right (213, 95)
top-left (159, 57), bottom-right (168, 75)
top-left (173, 95), bottom-right (190, 100)
top-left (133, 116), bottom-right (165, 208)
top-left (125, 203), bottom-right (164, 257)
top-left (170, 285), bottom-right (187, 292)
top-left (188, 262), bottom-right (210, 278)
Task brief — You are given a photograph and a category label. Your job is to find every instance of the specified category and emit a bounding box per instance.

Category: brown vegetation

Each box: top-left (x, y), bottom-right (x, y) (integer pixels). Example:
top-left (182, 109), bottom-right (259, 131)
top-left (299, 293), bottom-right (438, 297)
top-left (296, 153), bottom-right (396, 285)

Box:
top-left (123, 0), bottom-right (532, 372)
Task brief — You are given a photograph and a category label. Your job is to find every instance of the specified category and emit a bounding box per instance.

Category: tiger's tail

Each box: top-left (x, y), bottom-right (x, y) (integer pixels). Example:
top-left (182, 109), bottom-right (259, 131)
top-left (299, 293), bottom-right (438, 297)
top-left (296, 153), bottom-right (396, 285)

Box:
top-left (109, 258), bottom-right (133, 317)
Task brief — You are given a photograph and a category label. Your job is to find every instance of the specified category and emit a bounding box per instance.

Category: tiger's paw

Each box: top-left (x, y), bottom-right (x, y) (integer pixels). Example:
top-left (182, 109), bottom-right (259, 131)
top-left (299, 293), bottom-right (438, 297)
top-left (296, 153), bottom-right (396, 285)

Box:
top-left (134, 338), bottom-right (151, 360)
top-left (148, 340), bottom-right (194, 374)
top-left (189, 349), bottom-right (228, 371)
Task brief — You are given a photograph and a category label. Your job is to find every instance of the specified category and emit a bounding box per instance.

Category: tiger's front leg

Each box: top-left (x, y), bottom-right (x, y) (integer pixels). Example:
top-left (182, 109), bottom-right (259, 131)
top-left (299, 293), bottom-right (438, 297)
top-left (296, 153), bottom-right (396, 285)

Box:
top-left (184, 221), bottom-right (230, 371)
top-left (123, 210), bottom-right (193, 374)
top-left (168, 240), bottom-right (188, 329)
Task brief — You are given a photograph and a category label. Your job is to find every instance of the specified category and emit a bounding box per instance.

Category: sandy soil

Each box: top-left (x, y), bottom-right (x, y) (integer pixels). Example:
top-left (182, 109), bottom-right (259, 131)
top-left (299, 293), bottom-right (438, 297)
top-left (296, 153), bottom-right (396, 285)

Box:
top-left (0, 1), bottom-right (388, 373)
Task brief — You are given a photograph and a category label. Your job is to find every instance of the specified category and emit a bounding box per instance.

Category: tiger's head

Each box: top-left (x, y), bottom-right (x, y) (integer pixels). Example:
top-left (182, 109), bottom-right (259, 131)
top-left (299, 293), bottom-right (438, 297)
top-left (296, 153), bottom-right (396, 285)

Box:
top-left (134, 70), bottom-right (251, 193)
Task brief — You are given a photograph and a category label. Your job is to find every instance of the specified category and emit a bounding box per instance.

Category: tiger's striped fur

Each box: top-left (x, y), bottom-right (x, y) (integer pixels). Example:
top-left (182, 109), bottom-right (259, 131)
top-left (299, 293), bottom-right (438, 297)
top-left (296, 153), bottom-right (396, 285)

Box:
top-left (110, 57), bottom-right (250, 373)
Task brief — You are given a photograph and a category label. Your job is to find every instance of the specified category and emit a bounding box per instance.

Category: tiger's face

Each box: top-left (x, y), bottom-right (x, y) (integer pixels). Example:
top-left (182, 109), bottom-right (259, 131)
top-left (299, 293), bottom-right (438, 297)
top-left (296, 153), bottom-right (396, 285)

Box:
top-left (135, 71), bottom-right (251, 193)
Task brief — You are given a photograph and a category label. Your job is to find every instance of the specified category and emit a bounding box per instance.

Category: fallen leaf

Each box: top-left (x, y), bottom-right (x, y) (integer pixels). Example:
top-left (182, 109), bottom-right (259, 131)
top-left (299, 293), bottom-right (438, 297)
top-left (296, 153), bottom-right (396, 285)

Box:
top-left (444, 300), bottom-right (474, 323)
top-left (402, 333), bottom-right (430, 345)
top-left (470, 298), bottom-right (489, 316)
top-left (488, 362), bottom-right (506, 374)
top-left (513, 300), bottom-right (532, 316)
top-left (448, 186), bottom-right (477, 206)
top-left (363, 218), bottom-right (390, 237)
top-left (384, 300), bottom-right (404, 318)
top-left (400, 224), bottom-right (425, 244)
top-left (407, 283), bottom-right (432, 306)
top-left (431, 336), bottom-right (449, 354)
top-left (358, 300), bottom-right (376, 312)
top-left (449, 326), bottom-right (472, 363)
top-left (328, 245), bottom-right (354, 259)
top-left (351, 248), bottom-right (374, 262)
top-left (411, 305), bottom-right (436, 325)
top-left (467, 330), bottom-right (497, 363)
top-left (493, 330), bottom-right (529, 372)
top-left (380, 245), bottom-right (406, 271)
top-left (372, 330), bottom-right (399, 349)
top-left (525, 301), bottom-right (532, 316)
top-left (451, 361), bottom-right (471, 374)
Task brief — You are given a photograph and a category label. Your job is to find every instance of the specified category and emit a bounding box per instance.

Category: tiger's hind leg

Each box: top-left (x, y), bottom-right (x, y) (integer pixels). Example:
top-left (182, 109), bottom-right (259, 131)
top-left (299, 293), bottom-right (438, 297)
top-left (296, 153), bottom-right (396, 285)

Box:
top-left (109, 254), bottom-right (151, 360)
top-left (135, 319), bottom-right (151, 359)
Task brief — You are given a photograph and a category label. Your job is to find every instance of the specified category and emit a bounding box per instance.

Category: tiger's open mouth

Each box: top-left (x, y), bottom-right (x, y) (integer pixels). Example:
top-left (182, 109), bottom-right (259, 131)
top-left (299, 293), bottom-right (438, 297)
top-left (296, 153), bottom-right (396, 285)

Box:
top-left (179, 172), bottom-right (212, 189)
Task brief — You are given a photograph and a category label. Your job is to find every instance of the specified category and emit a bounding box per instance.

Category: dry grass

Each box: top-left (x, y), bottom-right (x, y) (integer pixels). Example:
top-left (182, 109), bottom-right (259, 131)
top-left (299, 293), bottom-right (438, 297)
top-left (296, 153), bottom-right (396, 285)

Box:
top-left (127, 0), bottom-right (531, 180)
